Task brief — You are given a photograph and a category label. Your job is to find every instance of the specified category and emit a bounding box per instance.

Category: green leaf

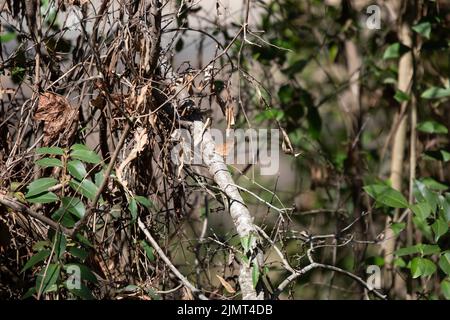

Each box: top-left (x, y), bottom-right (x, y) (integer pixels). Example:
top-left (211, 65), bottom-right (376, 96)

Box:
top-left (35, 158), bottom-right (63, 168)
top-left (32, 241), bottom-right (50, 252)
top-left (94, 170), bottom-right (105, 188)
top-left (363, 184), bottom-right (409, 208)
top-left (410, 257), bottom-right (436, 278)
top-left (328, 44), bottom-right (339, 62)
top-left (411, 202), bottom-right (432, 221)
top-left (146, 288), bottom-right (161, 300)
top-left (0, 32), bottom-right (17, 43)
top-left (22, 287), bottom-right (36, 300)
top-left (420, 244), bottom-right (441, 256)
top-left (394, 258), bottom-right (407, 268)
top-left (254, 109), bottom-right (285, 123)
top-left (441, 278), bottom-right (450, 300)
top-left (441, 150), bottom-right (450, 162)
top-left (421, 87), bottom-right (450, 100)
top-left (432, 218), bottom-right (448, 242)
top-left (394, 90), bottom-right (410, 103)
top-left (140, 240), bottom-right (155, 262)
top-left (61, 197), bottom-right (85, 219)
top-left (64, 263), bottom-right (97, 283)
top-left (70, 149), bottom-right (101, 164)
top-left (422, 177), bottom-right (448, 191)
top-left (70, 144), bottom-right (90, 151)
top-left (440, 198), bottom-right (450, 218)
top-left (414, 180), bottom-right (438, 212)
top-left (135, 196), bottom-right (153, 210)
top-left (240, 235), bottom-right (253, 253)
top-left (65, 282), bottom-right (94, 300)
top-left (51, 208), bottom-right (76, 228)
top-left (69, 179), bottom-right (99, 201)
top-left (36, 147), bottom-right (64, 155)
top-left (11, 66), bottom-right (25, 81)
top-left (410, 258), bottom-right (422, 278)
top-left (307, 105), bottom-right (321, 139)
top-left (67, 160), bottom-right (87, 181)
top-left (21, 250), bottom-right (51, 273)
top-left (383, 43), bottom-right (409, 60)
top-left (35, 264), bottom-right (60, 294)
top-left (121, 285), bottom-right (140, 293)
top-left (26, 178), bottom-right (58, 197)
top-left (412, 21), bottom-right (432, 39)
top-left (282, 59), bottom-right (308, 76)
top-left (395, 246), bottom-right (421, 257)
top-left (53, 232), bottom-right (66, 259)
top-left (27, 192), bottom-right (59, 204)
top-left (417, 120), bottom-right (448, 134)
top-left (69, 247), bottom-right (88, 262)
top-left (395, 244), bottom-right (439, 257)
top-left (252, 261), bottom-right (260, 288)
top-left (439, 253), bottom-right (450, 276)
top-left (413, 216), bottom-right (434, 242)
top-left (278, 85), bottom-right (294, 105)
top-left (391, 222), bottom-right (406, 236)
top-left (128, 198), bottom-right (138, 223)
top-left (75, 234), bottom-right (94, 248)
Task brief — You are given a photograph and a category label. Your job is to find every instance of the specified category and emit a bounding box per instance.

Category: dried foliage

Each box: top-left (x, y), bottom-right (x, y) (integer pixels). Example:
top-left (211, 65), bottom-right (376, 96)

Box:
top-left (34, 92), bottom-right (78, 146)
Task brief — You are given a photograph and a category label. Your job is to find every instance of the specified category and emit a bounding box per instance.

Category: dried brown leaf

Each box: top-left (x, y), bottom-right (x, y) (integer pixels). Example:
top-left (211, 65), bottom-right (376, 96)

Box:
top-left (34, 92), bottom-right (78, 146)
top-left (216, 274), bottom-right (236, 294)
top-left (136, 84), bottom-right (149, 110)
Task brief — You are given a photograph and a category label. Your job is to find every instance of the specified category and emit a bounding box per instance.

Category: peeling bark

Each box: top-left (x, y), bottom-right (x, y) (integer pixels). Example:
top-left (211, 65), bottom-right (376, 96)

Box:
top-left (191, 121), bottom-right (264, 300)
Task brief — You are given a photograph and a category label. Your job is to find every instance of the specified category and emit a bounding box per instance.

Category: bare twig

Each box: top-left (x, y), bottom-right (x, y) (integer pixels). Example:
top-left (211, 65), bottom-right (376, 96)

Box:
top-left (0, 194), bottom-right (72, 236)
top-left (137, 218), bottom-right (208, 300)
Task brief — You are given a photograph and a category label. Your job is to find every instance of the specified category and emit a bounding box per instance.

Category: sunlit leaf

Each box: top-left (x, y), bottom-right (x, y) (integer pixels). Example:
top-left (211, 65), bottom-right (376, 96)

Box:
top-left (69, 179), bottom-right (98, 201)
top-left (383, 43), bottom-right (409, 60)
top-left (135, 196), bottom-right (154, 210)
top-left (421, 87), bottom-right (450, 99)
top-left (252, 261), bottom-right (260, 288)
top-left (411, 202), bottom-right (432, 221)
top-left (26, 178), bottom-right (58, 198)
top-left (410, 257), bottom-right (436, 278)
top-left (441, 278), bottom-right (450, 300)
top-left (417, 120), bottom-right (448, 134)
top-left (51, 207), bottom-right (76, 228)
top-left (35, 264), bottom-right (60, 293)
top-left (412, 21), bottom-right (432, 39)
top-left (36, 147), bottom-right (64, 155)
top-left (61, 197), bottom-right (85, 219)
top-left (439, 253), bottom-right (450, 276)
top-left (70, 149), bottom-right (101, 164)
top-left (35, 158), bottom-right (63, 168)
top-left (67, 160), bottom-right (87, 181)
top-left (21, 250), bottom-right (51, 273)
top-left (364, 184), bottom-right (409, 208)
top-left (128, 197), bottom-right (138, 223)
top-left (27, 192), bottom-right (59, 204)
top-left (432, 218), bottom-right (448, 242)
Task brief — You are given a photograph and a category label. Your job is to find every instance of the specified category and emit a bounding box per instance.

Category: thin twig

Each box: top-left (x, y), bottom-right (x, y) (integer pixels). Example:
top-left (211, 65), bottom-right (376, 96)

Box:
top-left (137, 218), bottom-right (208, 300)
top-left (0, 194), bottom-right (72, 236)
